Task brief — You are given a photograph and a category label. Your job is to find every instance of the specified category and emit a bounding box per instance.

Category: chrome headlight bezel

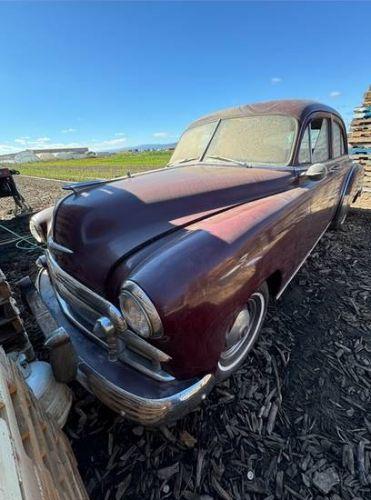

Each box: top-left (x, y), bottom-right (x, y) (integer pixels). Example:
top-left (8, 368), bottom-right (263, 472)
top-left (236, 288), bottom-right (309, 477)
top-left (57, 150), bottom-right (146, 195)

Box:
top-left (119, 280), bottom-right (163, 339)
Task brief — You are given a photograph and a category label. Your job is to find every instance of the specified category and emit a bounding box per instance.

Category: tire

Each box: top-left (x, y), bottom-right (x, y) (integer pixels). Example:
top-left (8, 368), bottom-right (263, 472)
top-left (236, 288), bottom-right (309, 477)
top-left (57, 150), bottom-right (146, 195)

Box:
top-left (332, 194), bottom-right (350, 231)
top-left (216, 282), bottom-right (269, 379)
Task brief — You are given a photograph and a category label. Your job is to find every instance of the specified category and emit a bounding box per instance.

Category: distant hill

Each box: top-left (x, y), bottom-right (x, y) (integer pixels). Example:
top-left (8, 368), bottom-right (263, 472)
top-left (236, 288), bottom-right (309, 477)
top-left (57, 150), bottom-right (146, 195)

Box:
top-left (102, 142), bottom-right (177, 153)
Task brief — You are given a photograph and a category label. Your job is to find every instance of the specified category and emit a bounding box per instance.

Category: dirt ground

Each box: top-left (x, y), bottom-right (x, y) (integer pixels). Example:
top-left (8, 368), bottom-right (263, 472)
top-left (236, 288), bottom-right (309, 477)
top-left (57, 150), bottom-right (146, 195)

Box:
top-left (0, 177), bottom-right (370, 500)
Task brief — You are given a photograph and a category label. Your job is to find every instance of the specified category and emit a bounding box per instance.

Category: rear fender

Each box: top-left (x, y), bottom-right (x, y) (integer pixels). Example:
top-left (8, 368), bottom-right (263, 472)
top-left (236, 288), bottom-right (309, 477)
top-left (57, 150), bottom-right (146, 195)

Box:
top-left (339, 163), bottom-right (364, 206)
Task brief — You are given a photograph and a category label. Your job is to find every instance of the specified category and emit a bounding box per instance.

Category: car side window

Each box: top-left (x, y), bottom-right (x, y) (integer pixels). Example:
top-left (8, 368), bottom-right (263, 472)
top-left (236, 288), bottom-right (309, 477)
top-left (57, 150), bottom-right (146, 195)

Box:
top-left (311, 119), bottom-right (330, 163)
top-left (298, 126), bottom-right (311, 164)
top-left (332, 121), bottom-right (345, 158)
top-left (298, 118), bottom-right (330, 164)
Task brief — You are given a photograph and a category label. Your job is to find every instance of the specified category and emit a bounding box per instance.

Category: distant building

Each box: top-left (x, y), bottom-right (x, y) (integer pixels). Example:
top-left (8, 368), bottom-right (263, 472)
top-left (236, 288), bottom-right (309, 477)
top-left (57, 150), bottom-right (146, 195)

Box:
top-left (0, 153), bottom-right (17, 163)
top-left (0, 147), bottom-right (90, 164)
top-left (16, 150), bottom-right (39, 162)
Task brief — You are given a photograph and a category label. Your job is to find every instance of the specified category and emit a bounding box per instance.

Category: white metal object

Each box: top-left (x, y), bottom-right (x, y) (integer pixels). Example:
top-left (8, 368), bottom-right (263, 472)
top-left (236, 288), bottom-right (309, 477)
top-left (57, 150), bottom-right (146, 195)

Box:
top-left (25, 360), bottom-right (72, 428)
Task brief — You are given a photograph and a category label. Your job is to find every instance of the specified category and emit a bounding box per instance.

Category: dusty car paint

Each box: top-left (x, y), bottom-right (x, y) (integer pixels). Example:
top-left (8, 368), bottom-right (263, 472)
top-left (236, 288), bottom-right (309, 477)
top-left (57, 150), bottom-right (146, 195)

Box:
top-left (41, 100), bottom-right (363, 384)
top-left (52, 165), bottom-right (295, 293)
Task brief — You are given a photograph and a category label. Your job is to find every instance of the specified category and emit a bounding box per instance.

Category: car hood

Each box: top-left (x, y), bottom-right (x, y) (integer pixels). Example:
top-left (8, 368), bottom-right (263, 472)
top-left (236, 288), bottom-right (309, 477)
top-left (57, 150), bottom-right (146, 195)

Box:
top-left (52, 164), bottom-right (294, 293)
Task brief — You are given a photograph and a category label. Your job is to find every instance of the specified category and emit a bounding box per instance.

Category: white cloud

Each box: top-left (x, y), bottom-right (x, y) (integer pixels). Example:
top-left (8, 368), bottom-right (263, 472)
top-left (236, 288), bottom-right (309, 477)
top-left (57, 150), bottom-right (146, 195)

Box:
top-left (0, 143), bottom-right (19, 154)
top-left (91, 137), bottom-right (127, 150)
top-left (330, 91), bottom-right (341, 98)
top-left (271, 77), bottom-right (283, 85)
top-left (153, 131), bottom-right (169, 139)
top-left (12, 136), bottom-right (50, 148)
top-left (35, 137), bottom-right (50, 143)
top-left (114, 132), bottom-right (126, 137)
top-left (61, 128), bottom-right (77, 133)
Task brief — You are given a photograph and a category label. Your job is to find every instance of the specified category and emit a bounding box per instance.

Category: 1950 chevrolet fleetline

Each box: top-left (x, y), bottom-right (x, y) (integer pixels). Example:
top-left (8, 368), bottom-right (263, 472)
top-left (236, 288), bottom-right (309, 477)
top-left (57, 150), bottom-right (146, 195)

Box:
top-left (24, 100), bottom-right (363, 425)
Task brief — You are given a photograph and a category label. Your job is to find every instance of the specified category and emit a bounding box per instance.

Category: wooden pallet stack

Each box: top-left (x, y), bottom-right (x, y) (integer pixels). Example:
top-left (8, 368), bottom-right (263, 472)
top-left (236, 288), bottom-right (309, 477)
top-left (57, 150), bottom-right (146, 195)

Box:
top-left (0, 347), bottom-right (88, 500)
top-left (348, 85), bottom-right (371, 193)
top-left (0, 268), bottom-right (34, 356)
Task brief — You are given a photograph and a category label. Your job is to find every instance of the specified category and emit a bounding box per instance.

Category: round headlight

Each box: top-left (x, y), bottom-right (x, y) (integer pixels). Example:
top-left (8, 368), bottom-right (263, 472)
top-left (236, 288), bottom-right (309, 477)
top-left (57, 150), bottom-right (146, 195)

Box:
top-left (119, 291), bottom-right (151, 338)
top-left (119, 281), bottom-right (163, 338)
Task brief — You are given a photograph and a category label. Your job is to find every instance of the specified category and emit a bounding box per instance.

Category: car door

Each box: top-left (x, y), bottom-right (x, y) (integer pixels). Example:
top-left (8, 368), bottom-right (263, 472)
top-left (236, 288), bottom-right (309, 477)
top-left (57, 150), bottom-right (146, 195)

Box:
top-left (296, 113), bottom-right (337, 254)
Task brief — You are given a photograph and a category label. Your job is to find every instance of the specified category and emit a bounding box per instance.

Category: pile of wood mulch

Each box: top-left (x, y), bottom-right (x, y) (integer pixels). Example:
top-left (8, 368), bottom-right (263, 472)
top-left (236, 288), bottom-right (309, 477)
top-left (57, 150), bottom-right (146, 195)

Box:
top-left (0, 177), bottom-right (370, 499)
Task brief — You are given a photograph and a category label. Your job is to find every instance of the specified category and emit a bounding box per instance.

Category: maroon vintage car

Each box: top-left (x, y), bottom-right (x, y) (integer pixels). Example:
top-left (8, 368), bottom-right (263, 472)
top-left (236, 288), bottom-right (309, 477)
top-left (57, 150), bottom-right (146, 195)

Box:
top-left (24, 100), bottom-right (363, 425)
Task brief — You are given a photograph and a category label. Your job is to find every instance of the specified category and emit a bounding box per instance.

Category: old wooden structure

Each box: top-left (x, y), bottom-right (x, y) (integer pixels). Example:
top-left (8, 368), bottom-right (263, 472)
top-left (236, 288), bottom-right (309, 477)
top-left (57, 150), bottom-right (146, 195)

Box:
top-left (0, 268), bottom-right (33, 355)
top-left (348, 85), bottom-right (371, 193)
top-left (0, 347), bottom-right (88, 500)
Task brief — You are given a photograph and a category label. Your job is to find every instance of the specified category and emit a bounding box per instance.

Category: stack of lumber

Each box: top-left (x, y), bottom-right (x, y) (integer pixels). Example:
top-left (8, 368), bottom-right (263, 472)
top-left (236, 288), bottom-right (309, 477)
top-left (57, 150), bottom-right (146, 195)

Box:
top-left (0, 268), bottom-right (33, 355)
top-left (348, 85), bottom-right (371, 192)
top-left (0, 347), bottom-right (88, 500)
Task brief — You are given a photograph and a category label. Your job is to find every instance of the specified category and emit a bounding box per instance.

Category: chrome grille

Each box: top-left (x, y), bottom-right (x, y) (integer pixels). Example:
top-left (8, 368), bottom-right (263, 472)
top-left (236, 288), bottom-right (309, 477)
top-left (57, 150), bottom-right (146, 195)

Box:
top-left (45, 251), bottom-right (174, 382)
top-left (47, 252), bottom-right (111, 324)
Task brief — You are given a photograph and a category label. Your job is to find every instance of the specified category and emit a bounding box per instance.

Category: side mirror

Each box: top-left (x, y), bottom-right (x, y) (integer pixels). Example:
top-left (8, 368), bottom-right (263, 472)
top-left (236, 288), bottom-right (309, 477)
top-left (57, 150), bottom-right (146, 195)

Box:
top-left (305, 163), bottom-right (327, 181)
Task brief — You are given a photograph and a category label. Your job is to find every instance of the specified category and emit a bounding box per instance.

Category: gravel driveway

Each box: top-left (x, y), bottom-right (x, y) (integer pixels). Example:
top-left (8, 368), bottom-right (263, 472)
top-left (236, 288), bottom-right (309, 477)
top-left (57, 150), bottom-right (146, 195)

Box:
top-left (0, 176), bottom-right (370, 500)
top-left (0, 175), bottom-right (65, 219)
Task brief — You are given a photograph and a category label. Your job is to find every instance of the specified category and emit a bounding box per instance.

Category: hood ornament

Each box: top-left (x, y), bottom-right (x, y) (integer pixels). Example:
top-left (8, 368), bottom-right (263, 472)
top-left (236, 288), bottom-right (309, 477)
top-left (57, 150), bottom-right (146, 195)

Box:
top-left (47, 237), bottom-right (74, 255)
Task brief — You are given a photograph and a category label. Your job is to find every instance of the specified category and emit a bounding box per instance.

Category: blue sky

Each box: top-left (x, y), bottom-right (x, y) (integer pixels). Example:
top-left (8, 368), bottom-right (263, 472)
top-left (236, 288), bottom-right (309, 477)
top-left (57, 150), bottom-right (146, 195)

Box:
top-left (0, 1), bottom-right (370, 153)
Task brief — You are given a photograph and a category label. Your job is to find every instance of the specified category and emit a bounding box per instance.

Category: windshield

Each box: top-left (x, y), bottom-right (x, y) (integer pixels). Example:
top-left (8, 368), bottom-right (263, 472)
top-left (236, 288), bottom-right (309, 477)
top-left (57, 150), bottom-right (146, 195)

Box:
top-left (169, 115), bottom-right (297, 166)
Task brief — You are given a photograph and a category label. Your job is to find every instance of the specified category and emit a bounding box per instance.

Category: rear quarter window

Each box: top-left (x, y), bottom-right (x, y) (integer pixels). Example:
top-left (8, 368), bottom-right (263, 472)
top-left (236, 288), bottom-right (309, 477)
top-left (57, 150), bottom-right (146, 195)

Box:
top-left (332, 121), bottom-right (346, 158)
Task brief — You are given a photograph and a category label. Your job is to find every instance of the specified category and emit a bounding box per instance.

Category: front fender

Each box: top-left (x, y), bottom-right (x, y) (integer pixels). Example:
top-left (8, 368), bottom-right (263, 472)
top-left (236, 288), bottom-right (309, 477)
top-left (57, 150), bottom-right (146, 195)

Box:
top-left (111, 188), bottom-right (310, 379)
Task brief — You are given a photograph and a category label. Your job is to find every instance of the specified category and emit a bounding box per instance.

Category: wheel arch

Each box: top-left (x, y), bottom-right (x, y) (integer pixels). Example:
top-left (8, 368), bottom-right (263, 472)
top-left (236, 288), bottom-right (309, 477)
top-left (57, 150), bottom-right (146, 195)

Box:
top-left (266, 269), bottom-right (283, 299)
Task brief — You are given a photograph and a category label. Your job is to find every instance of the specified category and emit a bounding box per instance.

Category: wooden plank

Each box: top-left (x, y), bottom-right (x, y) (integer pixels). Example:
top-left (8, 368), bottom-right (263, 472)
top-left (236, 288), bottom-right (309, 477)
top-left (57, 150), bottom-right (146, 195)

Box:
top-left (349, 138), bottom-right (371, 145)
top-left (0, 419), bottom-right (23, 500)
top-left (351, 117), bottom-right (371, 127)
top-left (0, 349), bottom-right (88, 500)
top-left (348, 130), bottom-right (371, 137)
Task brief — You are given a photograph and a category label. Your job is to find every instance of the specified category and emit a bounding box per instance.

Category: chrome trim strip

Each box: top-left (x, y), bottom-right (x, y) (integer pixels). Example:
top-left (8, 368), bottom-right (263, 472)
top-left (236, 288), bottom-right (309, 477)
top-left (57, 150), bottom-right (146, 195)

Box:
top-left (339, 167), bottom-right (354, 200)
top-left (276, 222), bottom-right (331, 299)
top-left (63, 179), bottom-right (107, 193)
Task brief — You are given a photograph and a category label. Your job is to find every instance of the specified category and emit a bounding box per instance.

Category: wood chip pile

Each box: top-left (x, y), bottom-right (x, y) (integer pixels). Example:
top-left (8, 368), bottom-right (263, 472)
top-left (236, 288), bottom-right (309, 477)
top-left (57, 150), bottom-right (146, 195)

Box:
top-left (65, 211), bottom-right (371, 499)
top-left (348, 85), bottom-right (371, 192)
top-left (0, 347), bottom-right (88, 500)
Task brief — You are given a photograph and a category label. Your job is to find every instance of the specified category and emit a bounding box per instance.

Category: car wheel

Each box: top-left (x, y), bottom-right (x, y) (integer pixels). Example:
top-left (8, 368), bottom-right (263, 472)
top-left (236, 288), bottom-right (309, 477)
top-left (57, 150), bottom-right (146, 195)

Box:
top-left (332, 194), bottom-right (350, 230)
top-left (217, 282), bottom-right (269, 379)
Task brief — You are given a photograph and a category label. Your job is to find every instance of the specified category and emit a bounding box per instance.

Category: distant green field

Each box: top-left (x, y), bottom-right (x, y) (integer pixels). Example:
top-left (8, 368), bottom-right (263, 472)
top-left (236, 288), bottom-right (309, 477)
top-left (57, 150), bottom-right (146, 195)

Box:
top-left (15, 150), bottom-right (172, 181)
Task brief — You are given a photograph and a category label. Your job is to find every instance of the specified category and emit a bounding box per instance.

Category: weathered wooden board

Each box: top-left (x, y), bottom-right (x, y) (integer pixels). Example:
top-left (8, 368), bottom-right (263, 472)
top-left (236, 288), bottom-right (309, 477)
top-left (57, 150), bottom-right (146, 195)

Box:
top-left (351, 117), bottom-right (371, 127)
top-left (348, 136), bottom-right (371, 144)
top-left (0, 269), bottom-right (32, 354)
top-left (348, 85), bottom-right (371, 189)
top-left (0, 348), bottom-right (88, 500)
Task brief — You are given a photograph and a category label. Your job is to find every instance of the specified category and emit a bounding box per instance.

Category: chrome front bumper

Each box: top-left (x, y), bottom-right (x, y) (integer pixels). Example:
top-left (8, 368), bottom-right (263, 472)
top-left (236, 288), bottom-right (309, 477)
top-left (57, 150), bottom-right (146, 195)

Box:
top-left (32, 268), bottom-right (215, 426)
top-left (78, 365), bottom-right (214, 425)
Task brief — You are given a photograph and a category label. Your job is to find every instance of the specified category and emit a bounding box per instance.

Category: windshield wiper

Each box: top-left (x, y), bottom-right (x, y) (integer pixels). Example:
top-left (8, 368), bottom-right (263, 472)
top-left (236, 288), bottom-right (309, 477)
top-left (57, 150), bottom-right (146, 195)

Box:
top-left (167, 157), bottom-right (199, 166)
top-left (205, 155), bottom-right (252, 167)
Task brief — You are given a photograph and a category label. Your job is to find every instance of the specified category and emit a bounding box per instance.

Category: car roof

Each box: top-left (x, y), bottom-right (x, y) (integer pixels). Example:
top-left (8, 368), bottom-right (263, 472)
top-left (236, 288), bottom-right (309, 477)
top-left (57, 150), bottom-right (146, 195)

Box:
top-left (188, 99), bottom-right (343, 129)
